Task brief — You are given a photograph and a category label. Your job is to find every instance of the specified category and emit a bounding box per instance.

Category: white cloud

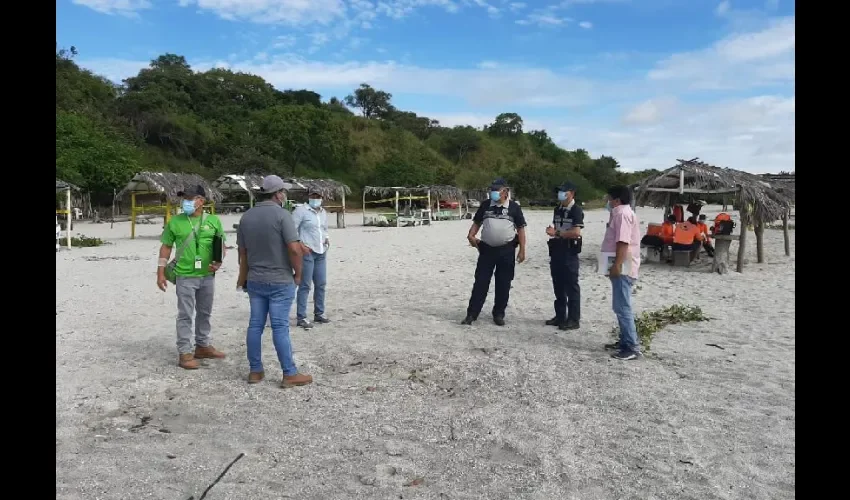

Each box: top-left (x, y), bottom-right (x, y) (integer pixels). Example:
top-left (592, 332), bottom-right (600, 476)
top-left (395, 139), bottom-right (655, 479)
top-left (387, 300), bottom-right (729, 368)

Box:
top-left (621, 97), bottom-right (678, 126)
top-left (715, 0), bottom-right (731, 17)
top-left (272, 34), bottom-right (297, 49)
top-left (648, 16), bottom-right (794, 90)
top-left (508, 2), bottom-right (526, 11)
top-left (72, 0), bottom-right (151, 16)
top-left (558, 95), bottom-right (795, 173)
top-left (578, 20), bottom-right (592, 29)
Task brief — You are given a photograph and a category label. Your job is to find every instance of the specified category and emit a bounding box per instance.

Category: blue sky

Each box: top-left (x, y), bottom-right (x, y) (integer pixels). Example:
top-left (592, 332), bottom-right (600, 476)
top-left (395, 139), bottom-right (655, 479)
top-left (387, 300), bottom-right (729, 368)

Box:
top-left (57, 0), bottom-right (795, 173)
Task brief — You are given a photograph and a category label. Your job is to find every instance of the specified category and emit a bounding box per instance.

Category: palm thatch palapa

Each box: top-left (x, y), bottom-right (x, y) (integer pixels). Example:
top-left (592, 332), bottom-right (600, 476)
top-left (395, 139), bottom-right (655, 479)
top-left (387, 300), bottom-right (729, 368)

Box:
top-left (362, 185), bottom-right (464, 227)
top-left (116, 172), bottom-right (224, 239)
top-left (634, 158), bottom-right (794, 272)
top-left (117, 172), bottom-right (224, 203)
top-left (284, 178), bottom-right (351, 202)
top-left (56, 178), bottom-right (81, 192)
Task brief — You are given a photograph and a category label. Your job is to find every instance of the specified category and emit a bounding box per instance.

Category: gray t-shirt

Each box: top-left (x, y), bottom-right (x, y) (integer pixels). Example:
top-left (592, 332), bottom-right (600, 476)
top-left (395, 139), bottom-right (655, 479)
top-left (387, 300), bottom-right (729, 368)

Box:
top-left (236, 201), bottom-right (300, 284)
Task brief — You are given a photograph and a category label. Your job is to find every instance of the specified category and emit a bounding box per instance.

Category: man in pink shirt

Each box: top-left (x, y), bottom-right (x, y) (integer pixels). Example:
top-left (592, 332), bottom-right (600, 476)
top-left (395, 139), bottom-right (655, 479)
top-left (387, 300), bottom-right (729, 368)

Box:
top-left (601, 185), bottom-right (642, 360)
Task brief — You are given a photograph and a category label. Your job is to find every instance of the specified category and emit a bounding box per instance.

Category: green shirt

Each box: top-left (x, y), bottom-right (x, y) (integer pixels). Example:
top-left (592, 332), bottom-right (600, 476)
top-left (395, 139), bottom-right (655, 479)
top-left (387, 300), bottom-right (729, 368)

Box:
top-left (160, 213), bottom-right (225, 278)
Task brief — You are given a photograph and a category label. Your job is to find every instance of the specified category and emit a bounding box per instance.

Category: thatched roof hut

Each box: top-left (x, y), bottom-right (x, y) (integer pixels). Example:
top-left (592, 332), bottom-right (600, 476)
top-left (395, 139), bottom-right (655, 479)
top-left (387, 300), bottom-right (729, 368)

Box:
top-left (213, 174), bottom-right (349, 201)
top-left (634, 158), bottom-right (792, 223)
top-left (56, 178), bottom-right (80, 192)
top-left (116, 172), bottom-right (224, 203)
top-left (213, 174), bottom-right (267, 196)
top-left (634, 158), bottom-right (794, 272)
top-left (285, 178), bottom-right (351, 201)
top-left (364, 185), bottom-right (463, 201)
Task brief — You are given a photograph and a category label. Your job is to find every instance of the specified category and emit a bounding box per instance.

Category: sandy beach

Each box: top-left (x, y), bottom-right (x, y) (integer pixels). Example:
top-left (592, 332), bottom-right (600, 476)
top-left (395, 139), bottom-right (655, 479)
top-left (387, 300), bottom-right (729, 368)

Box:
top-left (56, 206), bottom-right (795, 499)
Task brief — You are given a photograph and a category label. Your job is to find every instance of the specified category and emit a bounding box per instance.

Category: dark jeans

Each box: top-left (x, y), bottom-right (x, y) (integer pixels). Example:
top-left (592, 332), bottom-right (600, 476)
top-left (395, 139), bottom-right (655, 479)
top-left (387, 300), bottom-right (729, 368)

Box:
top-left (550, 251), bottom-right (580, 322)
top-left (702, 241), bottom-right (715, 257)
top-left (466, 241), bottom-right (516, 318)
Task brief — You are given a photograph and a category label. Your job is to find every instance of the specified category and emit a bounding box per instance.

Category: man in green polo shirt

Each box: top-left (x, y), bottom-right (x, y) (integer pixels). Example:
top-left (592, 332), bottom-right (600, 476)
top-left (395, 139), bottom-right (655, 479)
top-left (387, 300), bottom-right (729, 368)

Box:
top-left (156, 185), bottom-right (227, 370)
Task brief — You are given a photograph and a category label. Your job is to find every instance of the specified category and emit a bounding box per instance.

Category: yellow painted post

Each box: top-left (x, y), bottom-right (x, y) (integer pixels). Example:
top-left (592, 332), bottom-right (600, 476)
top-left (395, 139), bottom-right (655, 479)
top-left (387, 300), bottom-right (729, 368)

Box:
top-left (210, 203), bottom-right (216, 215)
top-left (131, 192), bottom-right (137, 239)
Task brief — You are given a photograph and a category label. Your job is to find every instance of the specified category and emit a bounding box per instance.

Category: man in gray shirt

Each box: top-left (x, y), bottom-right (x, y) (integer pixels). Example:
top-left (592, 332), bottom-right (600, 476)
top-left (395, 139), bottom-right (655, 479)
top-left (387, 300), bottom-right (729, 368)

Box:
top-left (462, 179), bottom-right (527, 326)
top-left (236, 175), bottom-right (312, 387)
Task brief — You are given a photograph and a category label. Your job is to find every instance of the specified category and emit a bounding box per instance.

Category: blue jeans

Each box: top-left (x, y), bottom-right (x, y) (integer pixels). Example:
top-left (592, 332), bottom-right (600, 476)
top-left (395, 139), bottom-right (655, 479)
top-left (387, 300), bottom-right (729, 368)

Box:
top-left (246, 281), bottom-right (298, 375)
top-left (611, 276), bottom-right (640, 353)
top-left (296, 251), bottom-right (327, 320)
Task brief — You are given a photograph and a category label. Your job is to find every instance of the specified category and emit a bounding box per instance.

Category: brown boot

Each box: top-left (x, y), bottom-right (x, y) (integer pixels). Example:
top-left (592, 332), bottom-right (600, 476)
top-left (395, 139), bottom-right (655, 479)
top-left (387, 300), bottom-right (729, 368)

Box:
top-left (281, 373), bottom-right (313, 388)
top-left (247, 371), bottom-right (265, 384)
top-left (194, 345), bottom-right (226, 359)
top-left (178, 353), bottom-right (199, 370)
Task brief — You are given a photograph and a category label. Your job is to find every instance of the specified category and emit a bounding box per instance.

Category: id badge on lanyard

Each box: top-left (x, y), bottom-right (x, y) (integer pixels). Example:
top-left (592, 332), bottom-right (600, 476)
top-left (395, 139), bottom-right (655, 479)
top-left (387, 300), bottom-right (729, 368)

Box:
top-left (190, 214), bottom-right (205, 270)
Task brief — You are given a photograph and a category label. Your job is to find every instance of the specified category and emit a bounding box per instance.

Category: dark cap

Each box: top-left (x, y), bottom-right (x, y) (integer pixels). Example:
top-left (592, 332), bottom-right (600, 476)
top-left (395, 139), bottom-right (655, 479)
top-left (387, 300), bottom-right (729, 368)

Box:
top-left (556, 181), bottom-right (577, 193)
top-left (177, 185), bottom-right (206, 198)
top-left (698, 214), bottom-right (707, 220)
top-left (490, 178), bottom-right (508, 190)
top-left (308, 187), bottom-right (323, 196)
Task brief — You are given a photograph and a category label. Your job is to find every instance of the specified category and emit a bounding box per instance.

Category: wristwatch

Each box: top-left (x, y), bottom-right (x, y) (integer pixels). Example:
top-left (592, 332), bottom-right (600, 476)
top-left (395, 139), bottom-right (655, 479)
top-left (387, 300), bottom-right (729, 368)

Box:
top-left (555, 230), bottom-right (562, 237)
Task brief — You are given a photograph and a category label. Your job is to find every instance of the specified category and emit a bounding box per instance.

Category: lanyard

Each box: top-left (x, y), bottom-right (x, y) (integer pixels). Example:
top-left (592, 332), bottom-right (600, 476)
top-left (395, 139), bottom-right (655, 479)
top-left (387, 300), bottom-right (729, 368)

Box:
top-left (186, 214), bottom-right (205, 253)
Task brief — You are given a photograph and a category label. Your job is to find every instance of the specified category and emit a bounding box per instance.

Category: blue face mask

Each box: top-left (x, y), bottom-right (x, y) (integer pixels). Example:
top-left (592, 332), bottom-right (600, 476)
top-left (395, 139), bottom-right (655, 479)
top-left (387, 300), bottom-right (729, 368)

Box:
top-left (182, 200), bottom-right (197, 215)
top-left (557, 191), bottom-right (568, 202)
top-left (605, 201), bottom-right (612, 212)
top-left (308, 198), bottom-right (322, 209)
top-left (490, 191), bottom-right (501, 202)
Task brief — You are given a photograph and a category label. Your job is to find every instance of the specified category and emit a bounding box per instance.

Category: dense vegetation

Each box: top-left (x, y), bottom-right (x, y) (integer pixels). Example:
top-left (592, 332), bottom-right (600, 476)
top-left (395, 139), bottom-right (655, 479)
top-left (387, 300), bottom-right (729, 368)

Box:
top-left (56, 46), bottom-right (656, 205)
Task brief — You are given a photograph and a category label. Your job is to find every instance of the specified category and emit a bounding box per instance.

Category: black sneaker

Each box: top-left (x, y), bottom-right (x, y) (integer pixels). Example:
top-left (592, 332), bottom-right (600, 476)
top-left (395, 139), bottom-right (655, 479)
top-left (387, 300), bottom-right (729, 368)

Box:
top-left (314, 315), bottom-right (331, 324)
top-left (611, 350), bottom-right (640, 361)
top-left (545, 317), bottom-right (564, 326)
top-left (604, 341), bottom-right (620, 350)
top-left (461, 316), bottom-right (475, 325)
top-left (493, 316), bottom-right (506, 326)
top-left (559, 320), bottom-right (580, 331)
top-left (297, 319), bottom-right (314, 329)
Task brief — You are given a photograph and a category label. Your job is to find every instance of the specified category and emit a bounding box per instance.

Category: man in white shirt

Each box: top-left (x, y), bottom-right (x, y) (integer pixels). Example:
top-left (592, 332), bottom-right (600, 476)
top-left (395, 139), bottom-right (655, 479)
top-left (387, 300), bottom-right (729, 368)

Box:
top-left (292, 188), bottom-right (330, 329)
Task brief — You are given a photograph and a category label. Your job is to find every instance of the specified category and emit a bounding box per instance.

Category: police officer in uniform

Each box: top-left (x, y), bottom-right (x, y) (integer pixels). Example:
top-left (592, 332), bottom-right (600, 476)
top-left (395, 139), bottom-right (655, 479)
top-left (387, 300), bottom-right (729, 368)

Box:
top-left (545, 181), bottom-right (584, 330)
top-left (462, 179), bottom-right (527, 326)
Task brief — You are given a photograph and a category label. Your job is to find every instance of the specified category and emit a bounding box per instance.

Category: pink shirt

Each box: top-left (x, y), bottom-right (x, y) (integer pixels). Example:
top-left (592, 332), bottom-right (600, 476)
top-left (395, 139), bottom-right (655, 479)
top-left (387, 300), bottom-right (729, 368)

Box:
top-left (601, 204), bottom-right (641, 279)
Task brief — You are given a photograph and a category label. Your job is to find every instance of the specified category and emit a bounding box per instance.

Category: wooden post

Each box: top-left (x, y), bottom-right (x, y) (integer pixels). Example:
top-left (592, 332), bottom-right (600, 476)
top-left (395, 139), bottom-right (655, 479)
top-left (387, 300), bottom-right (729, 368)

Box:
top-left (754, 219), bottom-right (765, 263)
top-left (131, 192), bottom-right (137, 239)
top-left (65, 188), bottom-right (72, 248)
top-left (782, 210), bottom-right (791, 256)
top-left (679, 167), bottom-right (685, 194)
top-left (395, 191), bottom-right (400, 228)
top-left (165, 198), bottom-right (172, 226)
top-left (340, 191), bottom-right (346, 228)
top-left (362, 189), bottom-right (366, 226)
top-left (736, 208), bottom-right (747, 273)
top-left (111, 189), bottom-right (116, 229)
top-left (427, 189), bottom-right (431, 223)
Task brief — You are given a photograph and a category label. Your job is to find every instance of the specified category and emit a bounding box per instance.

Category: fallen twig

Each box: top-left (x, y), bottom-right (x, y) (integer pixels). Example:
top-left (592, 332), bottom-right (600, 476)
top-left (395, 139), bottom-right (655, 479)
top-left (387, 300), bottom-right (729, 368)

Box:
top-left (188, 452), bottom-right (246, 500)
top-left (705, 343), bottom-right (725, 350)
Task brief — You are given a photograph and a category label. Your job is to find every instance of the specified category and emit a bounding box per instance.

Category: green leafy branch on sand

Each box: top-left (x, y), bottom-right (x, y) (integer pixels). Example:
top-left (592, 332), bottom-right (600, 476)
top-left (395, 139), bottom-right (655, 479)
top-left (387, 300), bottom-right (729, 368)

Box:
top-left (611, 304), bottom-right (710, 352)
top-left (70, 234), bottom-right (106, 247)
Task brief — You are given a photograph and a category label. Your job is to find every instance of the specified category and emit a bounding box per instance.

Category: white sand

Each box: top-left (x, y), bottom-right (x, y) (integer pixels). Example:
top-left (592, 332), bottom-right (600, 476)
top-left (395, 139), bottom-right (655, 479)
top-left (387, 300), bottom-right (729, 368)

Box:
top-left (56, 206), bottom-right (795, 499)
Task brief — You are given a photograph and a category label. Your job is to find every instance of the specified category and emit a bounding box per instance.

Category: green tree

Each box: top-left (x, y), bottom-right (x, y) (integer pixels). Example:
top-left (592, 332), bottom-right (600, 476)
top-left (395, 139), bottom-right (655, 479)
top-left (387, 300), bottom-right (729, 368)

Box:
top-left (56, 111), bottom-right (140, 200)
top-left (344, 83), bottom-right (393, 118)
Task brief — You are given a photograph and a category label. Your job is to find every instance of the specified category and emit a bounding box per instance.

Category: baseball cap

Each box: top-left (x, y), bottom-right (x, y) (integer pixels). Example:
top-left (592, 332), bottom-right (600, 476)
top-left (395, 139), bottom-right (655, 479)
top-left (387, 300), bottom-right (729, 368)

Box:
top-left (556, 181), bottom-right (577, 193)
top-left (490, 178), bottom-right (508, 190)
top-left (260, 175), bottom-right (290, 194)
top-left (308, 186), bottom-right (323, 196)
top-left (177, 185), bottom-right (206, 198)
